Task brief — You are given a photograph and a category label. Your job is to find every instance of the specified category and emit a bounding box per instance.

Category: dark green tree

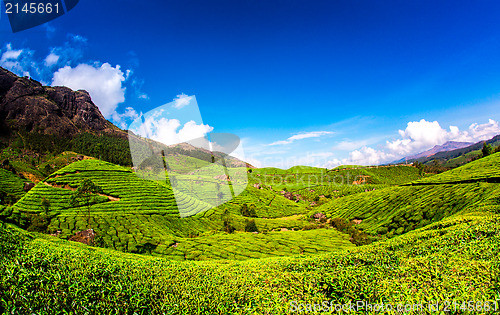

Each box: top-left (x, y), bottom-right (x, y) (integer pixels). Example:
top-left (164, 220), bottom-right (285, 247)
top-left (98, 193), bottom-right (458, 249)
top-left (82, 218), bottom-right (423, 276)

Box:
top-left (412, 161), bottom-right (425, 176)
top-left (482, 143), bottom-right (493, 157)
top-left (244, 219), bottom-right (258, 232)
top-left (240, 204), bottom-right (257, 217)
top-left (71, 179), bottom-right (104, 229)
top-left (41, 197), bottom-right (50, 214)
top-left (221, 208), bottom-right (235, 233)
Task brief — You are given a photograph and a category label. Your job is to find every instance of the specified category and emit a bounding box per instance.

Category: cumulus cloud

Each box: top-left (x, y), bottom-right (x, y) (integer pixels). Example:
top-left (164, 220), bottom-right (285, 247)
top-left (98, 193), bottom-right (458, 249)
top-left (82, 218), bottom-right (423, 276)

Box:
top-left (386, 118), bottom-right (500, 156)
top-left (132, 111), bottom-right (214, 146)
top-left (173, 93), bottom-right (193, 109)
top-left (44, 53), bottom-right (60, 67)
top-left (325, 118), bottom-right (500, 167)
top-left (1, 44), bottom-right (22, 62)
top-left (269, 131), bottom-right (334, 146)
top-left (52, 63), bottom-right (127, 118)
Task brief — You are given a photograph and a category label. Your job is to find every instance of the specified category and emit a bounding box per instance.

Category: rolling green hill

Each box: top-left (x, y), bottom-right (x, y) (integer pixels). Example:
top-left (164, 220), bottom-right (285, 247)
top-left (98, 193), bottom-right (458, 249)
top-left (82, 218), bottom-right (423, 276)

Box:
top-left (409, 152), bottom-right (500, 185)
top-left (1, 210), bottom-right (498, 314)
top-left (316, 152), bottom-right (500, 237)
top-left (0, 168), bottom-right (31, 205)
top-left (9, 159), bottom-right (359, 260)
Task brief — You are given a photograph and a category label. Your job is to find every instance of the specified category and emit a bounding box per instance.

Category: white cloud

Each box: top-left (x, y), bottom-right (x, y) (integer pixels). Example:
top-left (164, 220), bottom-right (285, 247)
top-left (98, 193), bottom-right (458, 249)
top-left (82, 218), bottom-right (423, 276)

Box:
top-left (44, 53), bottom-right (60, 67)
top-left (132, 112), bottom-right (213, 146)
top-left (467, 119), bottom-right (500, 141)
top-left (269, 131), bottom-right (333, 146)
top-left (173, 93), bottom-right (193, 109)
top-left (138, 93), bottom-right (149, 100)
top-left (112, 107), bottom-right (139, 129)
top-left (344, 147), bottom-right (394, 166)
top-left (332, 118), bottom-right (500, 167)
top-left (323, 158), bottom-right (342, 169)
top-left (386, 118), bottom-right (500, 157)
top-left (0, 43), bottom-right (35, 77)
top-left (52, 63), bottom-right (127, 118)
top-left (0, 44), bottom-right (22, 62)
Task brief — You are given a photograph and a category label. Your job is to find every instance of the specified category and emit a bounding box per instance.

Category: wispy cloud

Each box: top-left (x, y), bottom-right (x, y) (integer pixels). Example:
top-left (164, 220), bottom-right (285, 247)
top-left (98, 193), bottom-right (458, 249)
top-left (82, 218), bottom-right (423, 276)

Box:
top-left (269, 131), bottom-right (333, 146)
top-left (173, 93), bottom-right (193, 109)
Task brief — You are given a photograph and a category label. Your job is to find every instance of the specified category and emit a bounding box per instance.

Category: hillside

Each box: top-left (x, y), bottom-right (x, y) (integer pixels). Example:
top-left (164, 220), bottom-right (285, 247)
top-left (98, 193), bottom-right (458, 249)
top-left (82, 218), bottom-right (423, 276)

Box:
top-left (410, 134), bottom-right (500, 165)
top-left (0, 136), bottom-right (499, 312)
top-left (0, 63), bottom-right (499, 311)
top-left (1, 209), bottom-right (498, 313)
top-left (397, 140), bottom-right (473, 162)
top-left (316, 152), bottom-right (500, 236)
top-left (408, 151), bottom-right (500, 185)
top-left (5, 159), bottom-right (361, 260)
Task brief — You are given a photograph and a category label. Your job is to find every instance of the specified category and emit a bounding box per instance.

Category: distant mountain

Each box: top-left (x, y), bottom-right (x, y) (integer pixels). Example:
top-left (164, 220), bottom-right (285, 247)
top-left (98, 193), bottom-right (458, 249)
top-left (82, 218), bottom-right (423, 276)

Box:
top-left (414, 135), bottom-right (500, 164)
top-left (390, 135), bottom-right (500, 166)
top-left (406, 141), bottom-right (474, 160)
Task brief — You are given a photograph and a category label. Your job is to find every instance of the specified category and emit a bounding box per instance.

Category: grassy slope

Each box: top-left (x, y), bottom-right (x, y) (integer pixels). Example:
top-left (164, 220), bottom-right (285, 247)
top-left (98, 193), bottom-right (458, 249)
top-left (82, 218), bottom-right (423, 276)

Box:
top-left (317, 153), bottom-right (500, 236)
top-left (410, 152), bottom-right (500, 184)
top-left (1, 211), bottom-right (498, 314)
top-left (249, 165), bottom-right (421, 193)
top-left (12, 159), bottom-right (356, 260)
top-left (0, 168), bottom-right (29, 204)
top-left (317, 183), bottom-right (500, 235)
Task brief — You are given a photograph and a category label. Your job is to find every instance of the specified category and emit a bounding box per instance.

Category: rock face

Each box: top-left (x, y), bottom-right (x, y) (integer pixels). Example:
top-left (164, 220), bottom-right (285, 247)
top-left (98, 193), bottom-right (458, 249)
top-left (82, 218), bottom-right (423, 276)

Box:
top-left (0, 67), bottom-right (112, 139)
top-left (23, 182), bottom-right (35, 192)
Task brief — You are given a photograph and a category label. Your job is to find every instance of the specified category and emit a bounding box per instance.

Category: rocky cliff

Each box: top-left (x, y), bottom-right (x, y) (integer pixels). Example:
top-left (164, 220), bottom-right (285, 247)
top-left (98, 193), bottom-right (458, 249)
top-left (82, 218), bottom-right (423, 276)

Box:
top-left (0, 67), bottom-right (120, 139)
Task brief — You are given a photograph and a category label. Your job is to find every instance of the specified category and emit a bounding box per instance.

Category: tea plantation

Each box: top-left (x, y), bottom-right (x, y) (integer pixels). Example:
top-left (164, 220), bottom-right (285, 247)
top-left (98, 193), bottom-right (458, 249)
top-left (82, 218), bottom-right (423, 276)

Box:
top-left (1, 152), bottom-right (499, 313)
top-left (0, 211), bottom-right (498, 314)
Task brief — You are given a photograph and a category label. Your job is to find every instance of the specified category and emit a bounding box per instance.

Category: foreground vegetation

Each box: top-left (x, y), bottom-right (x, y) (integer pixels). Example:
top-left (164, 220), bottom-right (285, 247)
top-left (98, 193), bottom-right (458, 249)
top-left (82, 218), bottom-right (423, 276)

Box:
top-left (1, 210), bottom-right (498, 314)
top-left (1, 143), bottom-right (499, 313)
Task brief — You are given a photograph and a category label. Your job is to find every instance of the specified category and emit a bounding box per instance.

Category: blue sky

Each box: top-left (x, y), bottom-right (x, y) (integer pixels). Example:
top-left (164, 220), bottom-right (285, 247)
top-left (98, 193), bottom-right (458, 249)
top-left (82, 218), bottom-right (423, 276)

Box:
top-left (1, 0), bottom-right (500, 167)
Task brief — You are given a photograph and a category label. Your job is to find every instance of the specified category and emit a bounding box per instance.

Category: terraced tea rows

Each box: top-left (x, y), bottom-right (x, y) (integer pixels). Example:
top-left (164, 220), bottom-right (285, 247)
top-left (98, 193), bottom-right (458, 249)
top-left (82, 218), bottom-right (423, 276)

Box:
top-left (0, 168), bottom-right (30, 204)
top-left (12, 159), bottom-right (332, 258)
top-left (2, 211), bottom-right (498, 314)
top-left (158, 228), bottom-right (354, 261)
top-left (327, 165), bottom-right (422, 185)
top-left (317, 182), bottom-right (500, 235)
top-left (410, 152), bottom-right (500, 185)
top-left (296, 183), bottom-right (385, 202)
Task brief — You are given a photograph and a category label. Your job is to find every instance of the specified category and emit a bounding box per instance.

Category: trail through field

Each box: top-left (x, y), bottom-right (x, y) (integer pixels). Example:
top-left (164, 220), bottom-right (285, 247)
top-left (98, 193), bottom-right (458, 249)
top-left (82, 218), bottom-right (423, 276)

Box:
top-left (43, 182), bottom-right (121, 201)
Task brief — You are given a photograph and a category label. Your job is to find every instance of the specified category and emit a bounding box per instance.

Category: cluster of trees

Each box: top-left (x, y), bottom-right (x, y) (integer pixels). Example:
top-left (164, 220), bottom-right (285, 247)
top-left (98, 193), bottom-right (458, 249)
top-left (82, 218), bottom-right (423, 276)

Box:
top-left (412, 160), bottom-right (449, 174)
top-left (482, 143), bottom-right (500, 157)
top-left (221, 207), bottom-right (260, 233)
top-left (240, 204), bottom-right (257, 217)
top-left (329, 218), bottom-right (372, 246)
top-left (8, 132), bottom-right (133, 166)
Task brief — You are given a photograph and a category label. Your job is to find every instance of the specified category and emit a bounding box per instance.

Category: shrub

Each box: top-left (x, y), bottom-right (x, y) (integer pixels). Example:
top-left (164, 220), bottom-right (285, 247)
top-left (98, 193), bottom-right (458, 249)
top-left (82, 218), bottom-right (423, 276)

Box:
top-left (330, 218), bottom-right (352, 233)
top-left (27, 214), bottom-right (49, 233)
top-left (302, 224), bottom-right (318, 231)
top-left (223, 219), bottom-right (235, 234)
top-left (244, 219), bottom-right (258, 232)
top-left (41, 197), bottom-right (50, 214)
top-left (240, 204), bottom-right (257, 217)
top-left (350, 229), bottom-right (371, 246)
top-left (482, 143), bottom-right (493, 157)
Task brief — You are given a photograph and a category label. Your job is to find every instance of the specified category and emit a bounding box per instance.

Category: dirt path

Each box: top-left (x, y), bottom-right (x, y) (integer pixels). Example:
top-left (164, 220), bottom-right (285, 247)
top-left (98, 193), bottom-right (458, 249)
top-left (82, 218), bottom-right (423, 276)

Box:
top-left (43, 182), bottom-right (120, 201)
